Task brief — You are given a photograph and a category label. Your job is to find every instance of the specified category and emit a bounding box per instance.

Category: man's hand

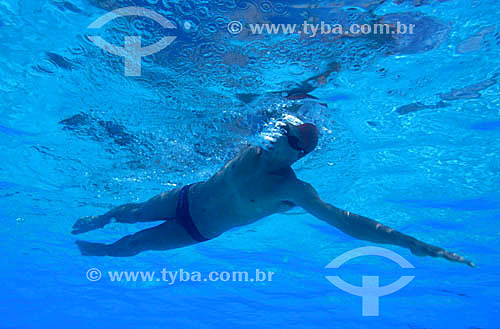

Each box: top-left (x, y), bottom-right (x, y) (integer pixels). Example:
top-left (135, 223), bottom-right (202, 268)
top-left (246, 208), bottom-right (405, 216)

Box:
top-left (72, 215), bottom-right (109, 235)
top-left (408, 239), bottom-right (475, 267)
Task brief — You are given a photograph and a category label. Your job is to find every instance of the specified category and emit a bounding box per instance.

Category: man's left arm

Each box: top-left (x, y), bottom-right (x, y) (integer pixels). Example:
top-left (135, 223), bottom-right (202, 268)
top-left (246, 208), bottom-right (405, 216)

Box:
top-left (288, 180), bottom-right (474, 267)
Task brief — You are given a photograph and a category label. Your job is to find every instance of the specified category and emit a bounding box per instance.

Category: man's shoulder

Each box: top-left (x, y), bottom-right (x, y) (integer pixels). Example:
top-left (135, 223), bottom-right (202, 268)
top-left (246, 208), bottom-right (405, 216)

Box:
top-left (278, 176), bottom-right (318, 203)
top-left (230, 145), bottom-right (261, 164)
top-left (243, 145), bottom-right (263, 158)
top-left (268, 165), bottom-right (296, 179)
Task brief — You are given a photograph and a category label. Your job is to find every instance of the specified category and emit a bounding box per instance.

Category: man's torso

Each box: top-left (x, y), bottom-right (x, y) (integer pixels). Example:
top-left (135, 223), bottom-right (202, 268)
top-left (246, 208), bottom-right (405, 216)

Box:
top-left (188, 146), bottom-right (298, 238)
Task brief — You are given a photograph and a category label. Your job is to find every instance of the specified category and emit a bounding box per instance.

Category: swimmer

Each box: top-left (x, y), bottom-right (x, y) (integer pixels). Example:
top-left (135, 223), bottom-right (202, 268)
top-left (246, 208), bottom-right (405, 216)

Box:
top-left (72, 121), bottom-right (474, 267)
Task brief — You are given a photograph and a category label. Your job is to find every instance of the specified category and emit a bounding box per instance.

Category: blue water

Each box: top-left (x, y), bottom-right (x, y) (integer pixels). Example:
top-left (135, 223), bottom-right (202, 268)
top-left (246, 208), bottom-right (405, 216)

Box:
top-left (1, 0), bottom-right (500, 328)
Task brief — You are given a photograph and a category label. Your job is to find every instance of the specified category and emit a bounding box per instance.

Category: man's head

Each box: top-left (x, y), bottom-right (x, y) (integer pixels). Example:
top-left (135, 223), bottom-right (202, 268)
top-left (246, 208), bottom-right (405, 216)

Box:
top-left (265, 122), bottom-right (319, 166)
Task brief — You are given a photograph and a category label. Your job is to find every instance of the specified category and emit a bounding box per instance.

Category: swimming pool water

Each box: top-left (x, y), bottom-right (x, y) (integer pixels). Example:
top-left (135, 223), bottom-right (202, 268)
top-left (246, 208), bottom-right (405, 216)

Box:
top-left (1, 0), bottom-right (499, 328)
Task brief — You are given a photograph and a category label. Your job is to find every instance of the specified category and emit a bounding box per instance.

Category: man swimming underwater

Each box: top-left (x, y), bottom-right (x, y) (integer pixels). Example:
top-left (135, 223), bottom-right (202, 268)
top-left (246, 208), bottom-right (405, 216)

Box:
top-left (73, 120), bottom-right (474, 267)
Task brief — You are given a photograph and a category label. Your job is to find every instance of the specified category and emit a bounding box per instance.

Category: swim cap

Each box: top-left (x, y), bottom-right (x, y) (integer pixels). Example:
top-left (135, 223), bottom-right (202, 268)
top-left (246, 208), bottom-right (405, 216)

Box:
top-left (296, 123), bottom-right (319, 154)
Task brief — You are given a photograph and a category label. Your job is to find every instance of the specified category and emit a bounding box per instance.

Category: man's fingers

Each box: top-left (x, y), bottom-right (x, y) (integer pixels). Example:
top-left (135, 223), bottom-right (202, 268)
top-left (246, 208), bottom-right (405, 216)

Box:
top-left (441, 250), bottom-right (475, 267)
top-left (418, 243), bottom-right (475, 267)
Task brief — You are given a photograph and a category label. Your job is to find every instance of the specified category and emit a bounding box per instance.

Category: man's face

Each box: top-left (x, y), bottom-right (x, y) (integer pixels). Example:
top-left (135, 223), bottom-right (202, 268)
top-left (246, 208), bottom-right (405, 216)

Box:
top-left (266, 122), bottom-right (319, 166)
